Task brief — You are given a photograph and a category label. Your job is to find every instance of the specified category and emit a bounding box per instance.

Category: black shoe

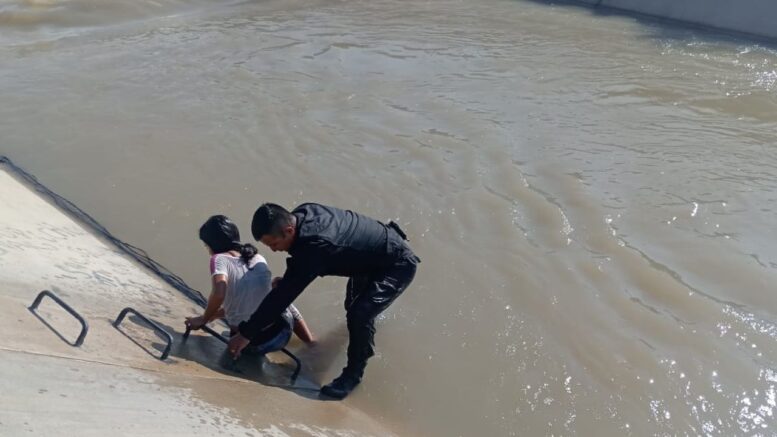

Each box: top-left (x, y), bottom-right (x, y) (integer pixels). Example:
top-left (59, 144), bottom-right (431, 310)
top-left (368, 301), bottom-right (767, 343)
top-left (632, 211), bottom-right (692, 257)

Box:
top-left (320, 372), bottom-right (361, 399)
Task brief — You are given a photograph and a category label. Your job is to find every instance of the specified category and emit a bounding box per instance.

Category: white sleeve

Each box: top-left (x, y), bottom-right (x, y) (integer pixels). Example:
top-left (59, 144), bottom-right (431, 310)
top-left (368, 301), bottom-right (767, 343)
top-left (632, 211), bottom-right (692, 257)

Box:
top-left (287, 304), bottom-right (302, 321)
top-left (210, 255), bottom-right (229, 277)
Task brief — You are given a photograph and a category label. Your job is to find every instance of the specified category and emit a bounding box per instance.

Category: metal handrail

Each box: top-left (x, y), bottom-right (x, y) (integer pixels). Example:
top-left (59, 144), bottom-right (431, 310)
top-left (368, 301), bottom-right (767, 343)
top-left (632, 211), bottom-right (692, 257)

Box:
top-left (113, 307), bottom-right (173, 360)
top-left (29, 290), bottom-right (89, 347)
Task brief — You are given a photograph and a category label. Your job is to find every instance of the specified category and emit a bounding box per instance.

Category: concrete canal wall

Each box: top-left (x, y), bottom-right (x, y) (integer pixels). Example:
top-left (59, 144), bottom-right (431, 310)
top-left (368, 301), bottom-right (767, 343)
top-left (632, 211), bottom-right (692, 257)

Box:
top-left (572, 0), bottom-right (777, 40)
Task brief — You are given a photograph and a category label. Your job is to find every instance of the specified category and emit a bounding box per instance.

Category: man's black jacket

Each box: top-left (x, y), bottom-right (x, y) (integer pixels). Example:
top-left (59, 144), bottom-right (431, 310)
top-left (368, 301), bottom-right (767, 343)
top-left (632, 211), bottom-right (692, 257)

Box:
top-left (239, 203), bottom-right (413, 339)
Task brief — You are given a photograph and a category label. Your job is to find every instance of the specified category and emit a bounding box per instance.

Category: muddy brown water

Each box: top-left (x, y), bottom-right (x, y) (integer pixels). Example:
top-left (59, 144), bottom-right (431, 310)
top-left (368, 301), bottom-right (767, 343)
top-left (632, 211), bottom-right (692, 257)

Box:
top-left (2, 0), bottom-right (777, 435)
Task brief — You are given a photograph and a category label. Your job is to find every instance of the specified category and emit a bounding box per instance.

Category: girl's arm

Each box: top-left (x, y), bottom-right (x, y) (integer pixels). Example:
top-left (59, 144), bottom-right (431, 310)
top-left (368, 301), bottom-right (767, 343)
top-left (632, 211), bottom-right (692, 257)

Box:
top-left (289, 304), bottom-right (315, 345)
top-left (203, 274), bottom-right (227, 321)
top-left (186, 274), bottom-right (227, 329)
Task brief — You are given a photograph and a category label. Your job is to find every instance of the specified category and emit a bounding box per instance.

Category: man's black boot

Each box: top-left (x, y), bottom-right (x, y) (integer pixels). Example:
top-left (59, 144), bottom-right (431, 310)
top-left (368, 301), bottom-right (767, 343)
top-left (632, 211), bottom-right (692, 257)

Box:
top-left (320, 371), bottom-right (362, 399)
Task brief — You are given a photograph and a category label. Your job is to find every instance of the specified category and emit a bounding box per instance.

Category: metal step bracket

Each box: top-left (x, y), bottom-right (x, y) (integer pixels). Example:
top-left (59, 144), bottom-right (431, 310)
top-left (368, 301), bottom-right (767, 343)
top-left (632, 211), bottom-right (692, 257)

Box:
top-left (29, 289), bottom-right (89, 347)
top-left (113, 307), bottom-right (173, 360)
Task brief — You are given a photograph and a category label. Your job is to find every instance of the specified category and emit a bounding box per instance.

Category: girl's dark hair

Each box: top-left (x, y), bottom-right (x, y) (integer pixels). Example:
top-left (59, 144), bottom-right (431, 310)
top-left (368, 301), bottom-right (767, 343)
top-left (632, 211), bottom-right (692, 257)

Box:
top-left (199, 215), bottom-right (258, 265)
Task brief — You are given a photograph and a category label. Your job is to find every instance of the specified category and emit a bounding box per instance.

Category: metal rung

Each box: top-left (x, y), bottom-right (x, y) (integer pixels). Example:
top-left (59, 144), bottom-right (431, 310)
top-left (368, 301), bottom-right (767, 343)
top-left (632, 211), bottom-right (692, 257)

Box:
top-left (183, 324), bottom-right (229, 343)
top-left (113, 307), bottom-right (173, 360)
top-left (29, 290), bottom-right (89, 347)
top-left (183, 323), bottom-right (301, 380)
top-left (280, 348), bottom-right (302, 381)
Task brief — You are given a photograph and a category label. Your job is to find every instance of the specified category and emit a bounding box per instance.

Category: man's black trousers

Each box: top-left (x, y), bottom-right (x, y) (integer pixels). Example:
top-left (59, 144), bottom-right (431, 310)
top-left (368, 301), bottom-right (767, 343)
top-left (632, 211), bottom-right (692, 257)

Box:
top-left (343, 255), bottom-right (418, 377)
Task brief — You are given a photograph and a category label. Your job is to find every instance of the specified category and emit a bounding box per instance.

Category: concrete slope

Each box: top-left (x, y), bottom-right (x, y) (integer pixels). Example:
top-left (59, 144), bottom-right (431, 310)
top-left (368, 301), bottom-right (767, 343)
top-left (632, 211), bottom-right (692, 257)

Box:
top-left (0, 165), bottom-right (396, 436)
top-left (571, 0), bottom-right (777, 41)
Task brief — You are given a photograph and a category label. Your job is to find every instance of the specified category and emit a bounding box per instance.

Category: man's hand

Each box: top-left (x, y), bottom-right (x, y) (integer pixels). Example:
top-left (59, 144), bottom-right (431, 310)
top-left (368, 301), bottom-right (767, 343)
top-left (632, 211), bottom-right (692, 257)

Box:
top-left (272, 276), bottom-right (282, 289)
top-left (185, 315), bottom-right (207, 330)
top-left (228, 333), bottom-right (250, 359)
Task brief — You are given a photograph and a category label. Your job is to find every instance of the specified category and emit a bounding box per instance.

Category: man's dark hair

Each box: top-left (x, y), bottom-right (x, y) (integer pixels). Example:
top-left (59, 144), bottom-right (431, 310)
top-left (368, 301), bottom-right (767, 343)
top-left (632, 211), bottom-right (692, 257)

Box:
top-left (252, 203), bottom-right (294, 240)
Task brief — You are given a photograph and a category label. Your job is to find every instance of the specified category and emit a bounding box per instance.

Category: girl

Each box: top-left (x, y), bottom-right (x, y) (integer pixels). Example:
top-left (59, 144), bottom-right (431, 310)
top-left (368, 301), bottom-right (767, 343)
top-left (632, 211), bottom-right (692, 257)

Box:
top-left (185, 215), bottom-right (314, 353)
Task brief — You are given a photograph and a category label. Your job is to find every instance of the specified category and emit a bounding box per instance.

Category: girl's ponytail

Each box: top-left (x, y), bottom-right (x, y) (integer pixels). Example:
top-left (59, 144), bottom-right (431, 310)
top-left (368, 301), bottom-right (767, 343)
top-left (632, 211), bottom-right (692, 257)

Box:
top-left (239, 243), bottom-right (258, 265)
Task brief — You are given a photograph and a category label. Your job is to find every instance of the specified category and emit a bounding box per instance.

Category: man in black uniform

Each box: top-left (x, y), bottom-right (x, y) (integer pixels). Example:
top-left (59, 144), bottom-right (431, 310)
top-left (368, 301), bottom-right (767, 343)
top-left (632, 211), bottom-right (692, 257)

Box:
top-left (227, 202), bottom-right (420, 399)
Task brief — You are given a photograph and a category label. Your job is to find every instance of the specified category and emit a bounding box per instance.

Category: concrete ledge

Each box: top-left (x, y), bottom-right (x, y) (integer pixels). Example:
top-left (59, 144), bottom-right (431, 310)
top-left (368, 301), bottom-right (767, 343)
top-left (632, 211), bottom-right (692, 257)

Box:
top-left (565, 0), bottom-right (777, 41)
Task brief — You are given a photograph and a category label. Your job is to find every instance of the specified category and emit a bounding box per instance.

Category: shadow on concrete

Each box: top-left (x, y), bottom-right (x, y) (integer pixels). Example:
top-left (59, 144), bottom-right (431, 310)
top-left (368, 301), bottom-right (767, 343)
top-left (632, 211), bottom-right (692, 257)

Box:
top-left (520, 0), bottom-right (777, 49)
top-left (27, 289), bottom-right (89, 347)
top-left (145, 318), bottom-right (350, 401)
top-left (28, 308), bottom-right (82, 347)
top-left (111, 314), bottom-right (172, 361)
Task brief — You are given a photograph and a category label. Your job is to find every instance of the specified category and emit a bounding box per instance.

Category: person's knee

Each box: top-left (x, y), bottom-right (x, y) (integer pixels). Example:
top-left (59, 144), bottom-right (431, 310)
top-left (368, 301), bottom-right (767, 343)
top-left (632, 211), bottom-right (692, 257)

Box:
top-left (346, 309), bottom-right (369, 327)
top-left (345, 276), bottom-right (367, 311)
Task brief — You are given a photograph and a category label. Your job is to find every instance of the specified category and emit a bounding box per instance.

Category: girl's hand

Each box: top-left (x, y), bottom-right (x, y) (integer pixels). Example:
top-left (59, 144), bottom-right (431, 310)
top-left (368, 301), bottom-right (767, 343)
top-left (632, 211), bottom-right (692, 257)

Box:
top-left (228, 333), bottom-right (251, 359)
top-left (185, 315), bottom-right (207, 330)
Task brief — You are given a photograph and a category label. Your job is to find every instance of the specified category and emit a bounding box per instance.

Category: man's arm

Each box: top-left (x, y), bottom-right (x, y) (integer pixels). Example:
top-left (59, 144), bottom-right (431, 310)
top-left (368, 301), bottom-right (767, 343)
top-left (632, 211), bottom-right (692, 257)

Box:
top-left (238, 256), bottom-right (320, 340)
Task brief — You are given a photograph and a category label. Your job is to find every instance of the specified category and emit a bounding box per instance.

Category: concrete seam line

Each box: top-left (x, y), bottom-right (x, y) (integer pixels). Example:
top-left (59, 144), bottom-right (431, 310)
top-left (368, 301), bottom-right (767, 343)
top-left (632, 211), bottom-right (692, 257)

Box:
top-left (0, 346), bottom-right (245, 384)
